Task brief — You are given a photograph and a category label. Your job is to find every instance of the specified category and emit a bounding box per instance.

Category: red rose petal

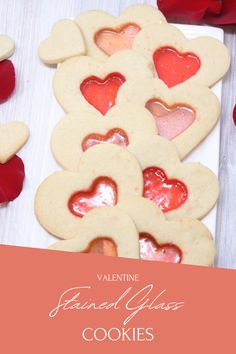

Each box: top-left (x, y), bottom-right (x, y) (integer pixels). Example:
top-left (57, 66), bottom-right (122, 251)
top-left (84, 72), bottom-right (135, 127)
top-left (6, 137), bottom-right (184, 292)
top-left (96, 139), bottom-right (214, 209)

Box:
top-left (158, 0), bottom-right (222, 22)
top-left (233, 104), bottom-right (236, 126)
top-left (0, 155), bottom-right (25, 203)
top-left (157, 0), bottom-right (236, 25)
top-left (0, 60), bottom-right (16, 103)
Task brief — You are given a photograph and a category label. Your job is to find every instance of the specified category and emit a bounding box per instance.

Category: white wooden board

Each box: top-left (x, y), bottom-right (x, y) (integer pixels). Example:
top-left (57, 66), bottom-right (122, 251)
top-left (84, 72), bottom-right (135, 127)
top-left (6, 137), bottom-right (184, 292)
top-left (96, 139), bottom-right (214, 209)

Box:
top-left (0, 0), bottom-right (222, 249)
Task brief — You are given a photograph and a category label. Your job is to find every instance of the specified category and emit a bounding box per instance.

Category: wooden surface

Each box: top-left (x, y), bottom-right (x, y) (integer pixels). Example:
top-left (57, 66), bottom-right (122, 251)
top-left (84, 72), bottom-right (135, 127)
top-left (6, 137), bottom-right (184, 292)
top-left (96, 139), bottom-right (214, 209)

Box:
top-left (0, 0), bottom-right (235, 269)
top-left (216, 26), bottom-right (236, 269)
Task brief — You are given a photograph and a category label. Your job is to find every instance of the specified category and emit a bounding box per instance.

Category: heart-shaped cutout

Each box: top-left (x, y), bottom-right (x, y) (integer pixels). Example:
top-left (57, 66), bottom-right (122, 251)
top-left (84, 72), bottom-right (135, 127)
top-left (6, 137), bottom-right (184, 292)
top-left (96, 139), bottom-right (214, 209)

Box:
top-left (82, 128), bottom-right (129, 151)
top-left (0, 155), bottom-right (25, 203)
top-left (80, 73), bottom-right (126, 115)
top-left (139, 233), bottom-right (182, 263)
top-left (84, 237), bottom-right (117, 256)
top-left (95, 23), bottom-right (141, 56)
top-left (153, 47), bottom-right (201, 87)
top-left (143, 167), bottom-right (188, 212)
top-left (68, 177), bottom-right (118, 218)
top-left (39, 19), bottom-right (85, 64)
top-left (0, 60), bottom-right (15, 103)
top-left (145, 99), bottom-right (195, 140)
top-left (0, 122), bottom-right (29, 164)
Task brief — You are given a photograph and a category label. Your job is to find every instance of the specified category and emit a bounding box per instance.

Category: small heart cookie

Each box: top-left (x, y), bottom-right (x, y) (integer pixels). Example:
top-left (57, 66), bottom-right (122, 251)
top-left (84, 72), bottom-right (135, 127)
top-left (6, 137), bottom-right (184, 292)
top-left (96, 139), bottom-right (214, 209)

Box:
top-left (133, 24), bottom-right (230, 87)
top-left (39, 19), bottom-right (86, 64)
top-left (0, 35), bottom-right (15, 61)
top-left (117, 197), bottom-right (215, 266)
top-left (49, 207), bottom-right (139, 259)
top-left (35, 143), bottom-right (143, 239)
top-left (53, 50), bottom-right (153, 115)
top-left (75, 4), bottom-right (166, 61)
top-left (117, 78), bottom-right (220, 158)
top-left (51, 103), bottom-right (156, 171)
top-left (0, 122), bottom-right (29, 163)
top-left (128, 135), bottom-right (219, 220)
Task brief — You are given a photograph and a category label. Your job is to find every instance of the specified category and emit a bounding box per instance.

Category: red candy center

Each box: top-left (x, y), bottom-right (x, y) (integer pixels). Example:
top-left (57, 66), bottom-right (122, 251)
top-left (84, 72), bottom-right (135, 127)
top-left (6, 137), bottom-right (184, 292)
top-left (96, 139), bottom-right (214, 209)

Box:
top-left (143, 167), bottom-right (188, 212)
top-left (0, 60), bottom-right (16, 103)
top-left (80, 73), bottom-right (126, 115)
top-left (153, 47), bottom-right (201, 87)
top-left (95, 23), bottom-right (141, 56)
top-left (145, 99), bottom-right (195, 140)
top-left (82, 128), bottom-right (129, 151)
top-left (0, 155), bottom-right (25, 204)
top-left (68, 177), bottom-right (118, 218)
top-left (139, 233), bottom-right (182, 263)
top-left (84, 238), bottom-right (117, 256)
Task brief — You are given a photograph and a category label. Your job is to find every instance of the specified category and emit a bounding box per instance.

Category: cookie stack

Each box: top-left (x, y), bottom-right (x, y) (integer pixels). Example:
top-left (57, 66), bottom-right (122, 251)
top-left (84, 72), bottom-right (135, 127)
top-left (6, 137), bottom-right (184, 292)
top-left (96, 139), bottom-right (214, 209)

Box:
top-left (36, 4), bottom-right (230, 266)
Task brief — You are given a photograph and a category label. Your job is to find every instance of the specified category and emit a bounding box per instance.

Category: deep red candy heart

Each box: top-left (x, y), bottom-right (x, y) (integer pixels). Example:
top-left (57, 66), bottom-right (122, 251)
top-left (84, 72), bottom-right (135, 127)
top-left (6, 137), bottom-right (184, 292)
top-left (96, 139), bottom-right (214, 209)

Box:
top-left (0, 60), bottom-right (16, 103)
top-left (143, 166), bottom-right (188, 212)
top-left (68, 177), bottom-right (118, 218)
top-left (139, 233), bottom-right (182, 263)
top-left (80, 73), bottom-right (126, 115)
top-left (153, 47), bottom-right (201, 87)
top-left (0, 155), bottom-right (25, 203)
top-left (82, 128), bottom-right (129, 151)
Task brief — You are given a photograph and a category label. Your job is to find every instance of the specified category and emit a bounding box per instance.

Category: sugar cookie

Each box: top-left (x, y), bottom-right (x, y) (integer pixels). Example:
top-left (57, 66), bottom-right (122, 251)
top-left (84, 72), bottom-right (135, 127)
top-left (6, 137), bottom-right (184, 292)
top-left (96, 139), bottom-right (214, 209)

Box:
top-left (133, 23), bottom-right (230, 87)
top-left (0, 122), bottom-right (29, 163)
top-left (0, 35), bottom-right (15, 61)
top-left (39, 19), bottom-right (86, 64)
top-left (35, 143), bottom-right (143, 239)
top-left (53, 50), bottom-right (153, 115)
top-left (51, 103), bottom-right (156, 171)
top-left (117, 78), bottom-right (220, 158)
top-left (117, 197), bottom-right (215, 266)
top-left (75, 4), bottom-right (166, 61)
top-left (128, 135), bottom-right (219, 220)
top-left (49, 207), bottom-right (139, 259)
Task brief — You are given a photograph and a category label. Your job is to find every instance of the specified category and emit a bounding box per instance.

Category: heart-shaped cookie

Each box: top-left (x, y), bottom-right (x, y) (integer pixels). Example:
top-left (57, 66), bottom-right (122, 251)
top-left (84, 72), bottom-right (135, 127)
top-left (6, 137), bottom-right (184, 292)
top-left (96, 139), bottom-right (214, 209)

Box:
top-left (75, 4), bottom-right (166, 61)
top-left (0, 122), bottom-right (29, 163)
top-left (51, 103), bottom-right (156, 171)
top-left (39, 19), bottom-right (86, 64)
top-left (117, 78), bottom-right (220, 159)
top-left (53, 50), bottom-right (153, 115)
top-left (0, 35), bottom-right (15, 61)
top-left (117, 197), bottom-right (215, 266)
top-left (48, 207), bottom-right (139, 259)
top-left (133, 23), bottom-right (230, 87)
top-left (128, 135), bottom-right (219, 220)
top-left (35, 143), bottom-right (143, 239)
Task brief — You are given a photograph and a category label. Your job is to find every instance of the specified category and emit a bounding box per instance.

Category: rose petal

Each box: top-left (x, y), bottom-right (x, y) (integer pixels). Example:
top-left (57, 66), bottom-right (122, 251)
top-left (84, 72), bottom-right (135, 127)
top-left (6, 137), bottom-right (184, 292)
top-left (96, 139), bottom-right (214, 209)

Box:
top-left (158, 0), bottom-right (236, 25)
top-left (158, 0), bottom-right (222, 22)
top-left (233, 104), bottom-right (236, 126)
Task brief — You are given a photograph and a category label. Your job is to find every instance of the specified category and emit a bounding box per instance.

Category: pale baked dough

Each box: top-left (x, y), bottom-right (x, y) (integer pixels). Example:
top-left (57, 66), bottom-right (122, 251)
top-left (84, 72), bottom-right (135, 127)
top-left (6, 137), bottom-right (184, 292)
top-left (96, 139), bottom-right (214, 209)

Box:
top-left (133, 23), bottom-right (230, 87)
top-left (0, 35), bottom-right (15, 61)
top-left (39, 19), bottom-right (86, 64)
top-left (53, 49), bottom-right (154, 114)
top-left (49, 207), bottom-right (139, 259)
top-left (0, 122), bottom-right (29, 163)
top-left (75, 4), bottom-right (166, 61)
top-left (117, 197), bottom-right (215, 266)
top-left (35, 143), bottom-right (143, 239)
top-left (117, 78), bottom-right (220, 159)
top-left (51, 102), bottom-right (157, 171)
top-left (128, 135), bottom-right (219, 220)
